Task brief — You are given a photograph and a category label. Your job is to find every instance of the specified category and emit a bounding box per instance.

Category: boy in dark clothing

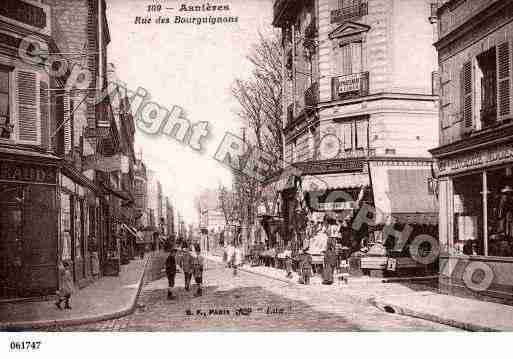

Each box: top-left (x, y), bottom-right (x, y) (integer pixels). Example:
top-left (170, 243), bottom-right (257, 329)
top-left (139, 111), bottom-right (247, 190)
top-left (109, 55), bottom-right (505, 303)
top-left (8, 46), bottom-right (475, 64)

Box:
top-left (165, 248), bottom-right (177, 300)
top-left (180, 248), bottom-right (194, 291)
top-left (192, 247), bottom-right (204, 297)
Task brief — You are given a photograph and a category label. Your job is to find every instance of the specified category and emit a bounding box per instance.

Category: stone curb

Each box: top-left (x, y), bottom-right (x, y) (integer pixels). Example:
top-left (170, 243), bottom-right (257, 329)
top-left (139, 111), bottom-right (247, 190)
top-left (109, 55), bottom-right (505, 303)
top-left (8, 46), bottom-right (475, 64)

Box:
top-left (0, 255), bottom-right (153, 331)
top-left (206, 254), bottom-right (372, 307)
top-left (369, 297), bottom-right (498, 332)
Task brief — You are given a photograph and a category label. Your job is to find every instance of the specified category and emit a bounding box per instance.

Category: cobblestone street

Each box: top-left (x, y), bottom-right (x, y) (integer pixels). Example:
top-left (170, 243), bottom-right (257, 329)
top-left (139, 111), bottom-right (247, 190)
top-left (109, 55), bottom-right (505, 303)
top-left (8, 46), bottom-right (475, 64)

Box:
top-left (54, 261), bottom-right (459, 331)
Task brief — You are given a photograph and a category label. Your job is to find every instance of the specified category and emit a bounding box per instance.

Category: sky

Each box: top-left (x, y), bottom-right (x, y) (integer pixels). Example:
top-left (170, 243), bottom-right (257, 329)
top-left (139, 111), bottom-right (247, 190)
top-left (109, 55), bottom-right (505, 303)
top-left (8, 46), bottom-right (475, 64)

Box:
top-left (105, 0), bottom-right (275, 223)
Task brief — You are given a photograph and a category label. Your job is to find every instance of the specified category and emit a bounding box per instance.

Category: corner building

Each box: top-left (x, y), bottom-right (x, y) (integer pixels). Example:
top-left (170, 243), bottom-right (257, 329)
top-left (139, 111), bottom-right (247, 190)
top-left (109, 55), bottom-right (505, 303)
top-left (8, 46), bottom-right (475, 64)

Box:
top-left (267, 0), bottom-right (440, 273)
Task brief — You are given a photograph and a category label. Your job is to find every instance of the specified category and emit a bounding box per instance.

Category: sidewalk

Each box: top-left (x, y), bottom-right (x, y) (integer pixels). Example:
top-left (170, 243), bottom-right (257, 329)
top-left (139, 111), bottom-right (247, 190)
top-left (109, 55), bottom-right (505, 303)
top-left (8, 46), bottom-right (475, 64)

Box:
top-left (371, 292), bottom-right (513, 331)
top-left (206, 254), bottom-right (513, 331)
top-left (0, 251), bottom-right (165, 331)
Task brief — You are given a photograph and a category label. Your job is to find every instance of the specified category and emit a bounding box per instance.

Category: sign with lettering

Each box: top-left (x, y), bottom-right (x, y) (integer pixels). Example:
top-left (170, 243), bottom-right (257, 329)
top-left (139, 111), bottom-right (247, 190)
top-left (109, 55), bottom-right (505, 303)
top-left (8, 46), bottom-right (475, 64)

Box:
top-left (338, 73), bottom-right (362, 94)
top-left (0, 162), bottom-right (57, 184)
top-left (438, 143), bottom-right (513, 175)
top-left (317, 202), bottom-right (356, 211)
top-left (0, 0), bottom-right (47, 29)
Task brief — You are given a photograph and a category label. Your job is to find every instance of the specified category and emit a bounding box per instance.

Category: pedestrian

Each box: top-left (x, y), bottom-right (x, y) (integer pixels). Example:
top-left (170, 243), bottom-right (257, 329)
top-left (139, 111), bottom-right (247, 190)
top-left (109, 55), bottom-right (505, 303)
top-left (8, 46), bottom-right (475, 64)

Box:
top-left (180, 246), bottom-right (194, 291)
top-left (55, 260), bottom-right (73, 310)
top-left (165, 248), bottom-right (177, 300)
top-left (192, 247), bottom-right (204, 297)
top-left (322, 245), bottom-right (337, 285)
top-left (284, 246), bottom-right (293, 279)
top-left (226, 241), bottom-right (235, 268)
top-left (233, 243), bottom-right (243, 276)
top-left (298, 248), bottom-right (313, 285)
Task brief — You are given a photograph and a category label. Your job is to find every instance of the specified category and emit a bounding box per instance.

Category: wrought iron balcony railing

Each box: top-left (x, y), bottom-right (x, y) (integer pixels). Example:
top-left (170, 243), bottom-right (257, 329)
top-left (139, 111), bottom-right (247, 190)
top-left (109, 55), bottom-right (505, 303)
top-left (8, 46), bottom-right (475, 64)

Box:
top-left (331, 72), bottom-right (369, 101)
top-left (330, 1), bottom-right (368, 24)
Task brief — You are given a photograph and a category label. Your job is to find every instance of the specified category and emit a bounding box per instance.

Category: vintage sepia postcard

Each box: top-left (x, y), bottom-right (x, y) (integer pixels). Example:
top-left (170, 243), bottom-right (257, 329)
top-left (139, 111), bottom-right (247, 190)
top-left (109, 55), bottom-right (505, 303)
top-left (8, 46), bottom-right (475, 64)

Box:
top-left (1, 0), bottom-right (513, 353)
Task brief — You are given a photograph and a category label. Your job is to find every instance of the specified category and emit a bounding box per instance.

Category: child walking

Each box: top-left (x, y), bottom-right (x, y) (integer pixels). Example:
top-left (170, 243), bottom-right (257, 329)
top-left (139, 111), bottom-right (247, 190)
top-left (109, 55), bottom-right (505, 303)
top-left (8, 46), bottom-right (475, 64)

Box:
top-left (55, 261), bottom-right (73, 310)
top-left (192, 247), bottom-right (204, 297)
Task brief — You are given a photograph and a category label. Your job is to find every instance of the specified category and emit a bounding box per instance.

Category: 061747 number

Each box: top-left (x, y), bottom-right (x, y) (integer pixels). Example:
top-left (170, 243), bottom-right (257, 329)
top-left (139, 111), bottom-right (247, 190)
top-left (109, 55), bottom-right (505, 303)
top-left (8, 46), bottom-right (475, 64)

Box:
top-left (10, 341), bottom-right (41, 351)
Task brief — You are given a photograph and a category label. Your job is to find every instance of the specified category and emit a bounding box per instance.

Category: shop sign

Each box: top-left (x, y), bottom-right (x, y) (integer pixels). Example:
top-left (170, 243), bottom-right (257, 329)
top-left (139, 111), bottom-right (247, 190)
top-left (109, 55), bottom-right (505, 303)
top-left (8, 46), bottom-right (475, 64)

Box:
top-left (1, 0), bottom-right (47, 29)
top-left (0, 162), bottom-right (56, 184)
top-left (438, 143), bottom-right (513, 175)
top-left (317, 202), bottom-right (356, 211)
top-left (299, 159), bottom-right (364, 174)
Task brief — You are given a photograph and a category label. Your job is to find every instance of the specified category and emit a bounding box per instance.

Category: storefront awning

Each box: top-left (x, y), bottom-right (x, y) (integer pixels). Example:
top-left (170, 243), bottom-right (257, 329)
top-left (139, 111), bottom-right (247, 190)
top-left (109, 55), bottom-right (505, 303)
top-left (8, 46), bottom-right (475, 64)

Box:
top-left (301, 172), bottom-right (369, 192)
top-left (370, 161), bottom-right (438, 225)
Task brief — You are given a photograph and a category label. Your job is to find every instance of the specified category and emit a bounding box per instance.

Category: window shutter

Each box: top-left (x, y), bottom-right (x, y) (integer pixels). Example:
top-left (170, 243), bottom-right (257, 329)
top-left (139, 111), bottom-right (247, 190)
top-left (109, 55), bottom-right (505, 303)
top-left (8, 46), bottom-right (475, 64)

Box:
top-left (340, 44), bottom-right (352, 75)
top-left (356, 121), bottom-right (368, 149)
top-left (351, 42), bottom-right (362, 74)
top-left (16, 70), bottom-right (40, 144)
top-left (342, 123), bottom-right (353, 150)
top-left (63, 92), bottom-right (72, 154)
top-left (461, 61), bottom-right (473, 128)
top-left (40, 81), bottom-right (50, 150)
top-left (87, 0), bottom-right (98, 127)
top-left (497, 41), bottom-right (511, 120)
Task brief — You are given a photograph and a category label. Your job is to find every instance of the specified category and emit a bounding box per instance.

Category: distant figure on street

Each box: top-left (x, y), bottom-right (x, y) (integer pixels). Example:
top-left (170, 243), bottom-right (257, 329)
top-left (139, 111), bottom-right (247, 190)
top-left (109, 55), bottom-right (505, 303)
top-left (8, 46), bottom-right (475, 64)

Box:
top-left (322, 245), bottom-right (338, 285)
top-left (298, 249), bottom-right (313, 285)
top-left (180, 247), bottom-right (194, 291)
top-left (192, 247), bottom-right (204, 297)
top-left (55, 260), bottom-right (73, 310)
top-left (233, 243), bottom-right (243, 276)
top-left (165, 248), bottom-right (177, 300)
top-left (225, 242), bottom-right (235, 268)
top-left (284, 243), bottom-right (293, 278)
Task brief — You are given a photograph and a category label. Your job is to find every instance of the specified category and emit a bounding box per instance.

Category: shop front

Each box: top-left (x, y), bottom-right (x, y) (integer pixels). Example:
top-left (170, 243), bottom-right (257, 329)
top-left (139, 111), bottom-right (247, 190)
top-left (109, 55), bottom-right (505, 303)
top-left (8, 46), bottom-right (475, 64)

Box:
top-left (434, 138), bottom-right (513, 302)
top-left (59, 166), bottom-right (104, 288)
top-left (0, 154), bottom-right (59, 299)
top-left (363, 159), bottom-right (438, 276)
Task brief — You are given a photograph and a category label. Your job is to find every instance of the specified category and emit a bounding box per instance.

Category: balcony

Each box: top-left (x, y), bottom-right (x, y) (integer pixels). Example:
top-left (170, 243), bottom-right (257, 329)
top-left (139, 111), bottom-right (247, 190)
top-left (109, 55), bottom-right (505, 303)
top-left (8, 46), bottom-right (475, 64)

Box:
top-left (304, 82), bottom-right (319, 108)
top-left (330, 1), bottom-right (368, 24)
top-left (331, 72), bottom-right (369, 101)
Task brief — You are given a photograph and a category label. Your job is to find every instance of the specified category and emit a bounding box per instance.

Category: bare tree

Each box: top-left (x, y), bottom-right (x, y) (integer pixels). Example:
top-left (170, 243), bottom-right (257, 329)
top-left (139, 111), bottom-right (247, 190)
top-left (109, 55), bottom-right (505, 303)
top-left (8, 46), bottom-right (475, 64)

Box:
top-left (231, 31), bottom-right (283, 244)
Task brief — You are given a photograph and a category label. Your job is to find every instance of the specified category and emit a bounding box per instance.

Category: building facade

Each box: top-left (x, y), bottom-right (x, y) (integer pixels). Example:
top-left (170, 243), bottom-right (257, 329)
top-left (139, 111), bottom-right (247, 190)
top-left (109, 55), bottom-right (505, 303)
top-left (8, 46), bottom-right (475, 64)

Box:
top-left (0, 0), bottom-right (130, 298)
top-left (430, 0), bottom-right (513, 302)
top-left (270, 0), bottom-right (440, 270)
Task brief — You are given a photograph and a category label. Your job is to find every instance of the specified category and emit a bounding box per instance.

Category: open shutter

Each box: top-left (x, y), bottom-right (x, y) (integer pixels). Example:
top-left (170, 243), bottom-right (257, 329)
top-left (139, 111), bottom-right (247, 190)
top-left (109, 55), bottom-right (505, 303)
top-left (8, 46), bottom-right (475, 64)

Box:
top-left (497, 41), bottom-right (511, 121)
top-left (16, 70), bottom-right (40, 144)
top-left (356, 121), bottom-right (368, 149)
top-left (87, 0), bottom-right (98, 128)
top-left (63, 92), bottom-right (72, 154)
top-left (461, 61), bottom-right (473, 129)
top-left (40, 81), bottom-right (50, 150)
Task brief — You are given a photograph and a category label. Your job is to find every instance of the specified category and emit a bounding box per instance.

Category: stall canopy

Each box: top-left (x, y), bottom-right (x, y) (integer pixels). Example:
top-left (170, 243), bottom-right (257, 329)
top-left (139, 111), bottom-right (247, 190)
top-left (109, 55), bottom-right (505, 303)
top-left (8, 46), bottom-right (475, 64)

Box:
top-left (370, 162), bottom-right (438, 226)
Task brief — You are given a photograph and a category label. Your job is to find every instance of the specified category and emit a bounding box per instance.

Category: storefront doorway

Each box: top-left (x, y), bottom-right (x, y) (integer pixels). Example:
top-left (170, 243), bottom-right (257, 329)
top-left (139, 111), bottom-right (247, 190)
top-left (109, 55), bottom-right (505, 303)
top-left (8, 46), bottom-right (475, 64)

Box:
top-left (0, 184), bottom-right (24, 298)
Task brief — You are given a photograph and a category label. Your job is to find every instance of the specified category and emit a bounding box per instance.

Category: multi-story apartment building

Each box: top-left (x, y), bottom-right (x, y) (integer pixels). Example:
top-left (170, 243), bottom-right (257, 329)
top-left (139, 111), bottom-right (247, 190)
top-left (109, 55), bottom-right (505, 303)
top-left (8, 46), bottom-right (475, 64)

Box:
top-left (0, 0), bottom-right (126, 298)
top-left (430, 0), bottom-right (513, 302)
top-left (270, 0), bottom-right (440, 269)
top-left (134, 154), bottom-right (148, 228)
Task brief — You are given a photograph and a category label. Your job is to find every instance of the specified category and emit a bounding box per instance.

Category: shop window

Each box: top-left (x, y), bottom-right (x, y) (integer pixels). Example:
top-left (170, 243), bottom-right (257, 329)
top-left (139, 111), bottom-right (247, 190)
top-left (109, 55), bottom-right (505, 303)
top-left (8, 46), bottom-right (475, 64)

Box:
top-left (453, 174), bottom-right (484, 255)
top-left (61, 193), bottom-right (72, 261)
top-left (486, 167), bottom-right (513, 257)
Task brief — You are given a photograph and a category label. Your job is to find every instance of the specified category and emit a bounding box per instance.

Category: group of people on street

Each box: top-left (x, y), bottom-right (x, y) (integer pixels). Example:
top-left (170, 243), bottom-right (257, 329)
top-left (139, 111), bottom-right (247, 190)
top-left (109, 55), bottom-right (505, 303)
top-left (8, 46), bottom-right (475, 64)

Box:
top-left (223, 242), bottom-right (244, 276)
top-left (165, 244), bottom-right (204, 300)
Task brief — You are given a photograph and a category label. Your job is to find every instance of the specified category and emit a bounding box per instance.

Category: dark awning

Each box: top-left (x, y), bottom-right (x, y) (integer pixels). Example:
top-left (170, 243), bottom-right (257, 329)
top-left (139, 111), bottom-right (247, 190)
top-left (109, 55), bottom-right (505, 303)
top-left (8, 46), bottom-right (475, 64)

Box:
top-left (102, 185), bottom-right (132, 202)
top-left (370, 161), bottom-right (438, 225)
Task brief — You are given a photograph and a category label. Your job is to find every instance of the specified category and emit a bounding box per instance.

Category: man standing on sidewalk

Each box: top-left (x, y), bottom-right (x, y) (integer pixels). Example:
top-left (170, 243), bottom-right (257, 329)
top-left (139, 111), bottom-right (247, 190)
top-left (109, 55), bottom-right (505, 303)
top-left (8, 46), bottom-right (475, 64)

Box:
top-left (180, 246), bottom-right (194, 291)
top-left (192, 247), bottom-right (204, 297)
top-left (165, 248), bottom-right (177, 300)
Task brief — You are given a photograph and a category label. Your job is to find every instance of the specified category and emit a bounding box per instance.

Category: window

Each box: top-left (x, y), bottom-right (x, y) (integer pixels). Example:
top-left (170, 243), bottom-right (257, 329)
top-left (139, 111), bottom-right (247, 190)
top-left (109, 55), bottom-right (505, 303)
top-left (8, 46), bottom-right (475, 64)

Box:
top-left (335, 42), bottom-right (362, 76)
top-left (452, 168), bottom-right (513, 258)
top-left (475, 47), bottom-right (497, 128)
top-left (0, 68), bottom-right (9, 125)
top-left (355, 121), bottom-right (368, 149)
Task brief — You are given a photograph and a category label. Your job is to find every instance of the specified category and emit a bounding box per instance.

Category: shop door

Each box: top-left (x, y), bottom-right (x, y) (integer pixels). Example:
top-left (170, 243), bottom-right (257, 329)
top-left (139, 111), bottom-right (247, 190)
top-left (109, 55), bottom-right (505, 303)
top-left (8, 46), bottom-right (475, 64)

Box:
top-left (0, 184), bottom-right (24, 298)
